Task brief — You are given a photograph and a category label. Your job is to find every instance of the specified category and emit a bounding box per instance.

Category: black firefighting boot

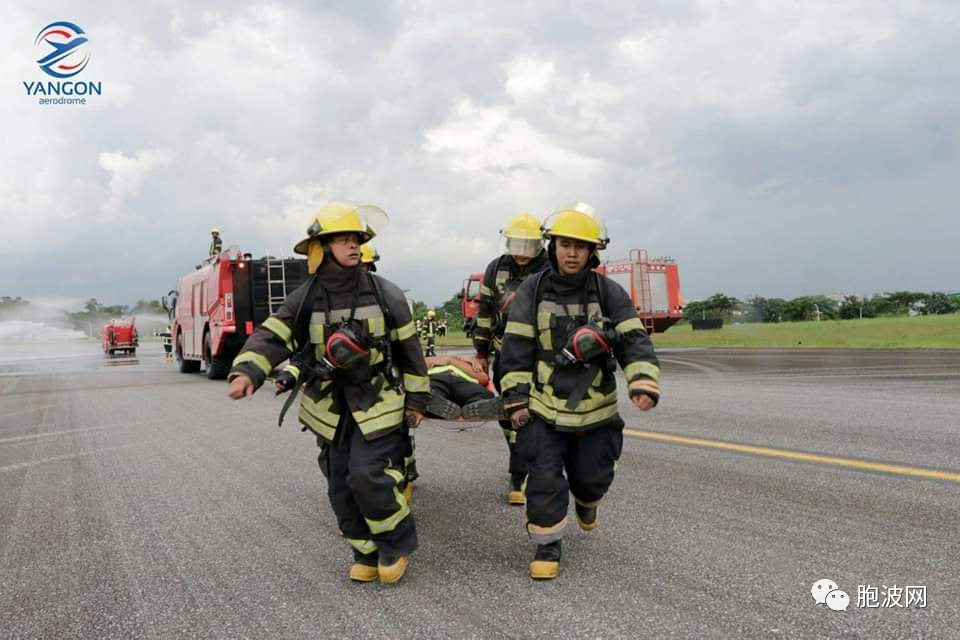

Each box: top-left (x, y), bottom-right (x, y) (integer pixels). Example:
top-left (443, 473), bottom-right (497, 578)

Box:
top-left (461, 397), bottom-right (505, 420)
top-left (575, 502), bottom-right (599, 531)
top-left (507, 472), bottom-right (525, 506)
top-left (529, 541), bottom-right (562, 580)
top-left (426, 395), bottom-right (461, 420)
top-left (378, 554), bottom-right (410, 584)
top-left (349, 549), bottom-right (379, 583)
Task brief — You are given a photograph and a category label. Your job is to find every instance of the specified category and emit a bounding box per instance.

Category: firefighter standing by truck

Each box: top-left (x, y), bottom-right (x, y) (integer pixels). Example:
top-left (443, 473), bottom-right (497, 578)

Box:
top-left (423, 310), bottom-right (438, 356)
top-left (227, 203), bottom-right (431, 585)
top-left (473, 212), bottom-right (550, 505)
top-left (498, 203), bottom-right (662, 580)
top-left (209, 228), bottom-right (222, 256)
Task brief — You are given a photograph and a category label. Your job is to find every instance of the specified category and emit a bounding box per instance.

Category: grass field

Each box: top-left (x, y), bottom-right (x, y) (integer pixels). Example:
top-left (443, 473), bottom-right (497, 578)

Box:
top-left (433, 314), bottom-right (960, 349)
top-left (650, 314), bottom-right (960, 349)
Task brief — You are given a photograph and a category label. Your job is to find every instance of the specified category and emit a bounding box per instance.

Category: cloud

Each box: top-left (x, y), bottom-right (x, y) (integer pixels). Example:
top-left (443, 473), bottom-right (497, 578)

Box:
top-left (99, 148), bottom-right (174, 218)
top-left (1, 1), bottom-right (958, 306)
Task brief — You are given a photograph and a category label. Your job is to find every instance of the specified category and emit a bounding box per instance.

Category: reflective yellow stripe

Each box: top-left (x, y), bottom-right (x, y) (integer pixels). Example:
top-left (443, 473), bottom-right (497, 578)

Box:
top-left (527, 517), bottom-right (568, 536)
top-left (353, 388), bottom-right (405, 436)
top-left (391, 321), bottom-right (416, 341)
top-left (385, 468), bottom-right (405, 485)
top-left (262, 316), bottom-right (294, 350)
top-left (345, 537), bottom-right (378, 555)
top-left (428, 365), bottom-right (480, 384)
top-left (283, 364), bottom-right (301, 382)
top-left (480, 284), bottom-right (493, 296)
top-left (309, 323), bottom-right (325, 345)
top-left (625, 361), bottom-right (661, 382)
top-left (501, 370), bottom-right (532, 391)
top-left (403, 373), bottom-right (430, 393)
top-left (369, 348), bottom-right (383, 366)
top-left (536, 360), bottom-right (553, 385)
top-left (529, 389), bottom-right (620, 428)
top-left (476, 317), bottom-right (492, 329)
top-left (505, 321), bottom-right (535, 338)
top-left (232, 351), bottom-right (272, 376)
top-left (367, 316), bottom-right (386, 338)
top-left (501, 427), bottom-right (518, 443)
top-left (366, 501), bottom-right (410, 535)
top-left (298, 406), bottom-right (337, 440)
top-left (615, 317), bottom-right (645, 335)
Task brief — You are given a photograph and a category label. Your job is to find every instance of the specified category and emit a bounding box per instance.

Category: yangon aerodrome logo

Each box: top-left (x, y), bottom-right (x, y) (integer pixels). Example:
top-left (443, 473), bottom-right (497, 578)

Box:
top-left (23, 20), bottom-right (102, 105)
top-left (35, 21), bottom-right (89, 79)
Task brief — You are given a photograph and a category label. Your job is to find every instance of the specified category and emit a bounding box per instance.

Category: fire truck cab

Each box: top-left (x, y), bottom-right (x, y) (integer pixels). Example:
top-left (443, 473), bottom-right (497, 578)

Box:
top-left (597, 249), bottom-right (683, 334)
top-left (459, 273), bottom-right (483, 338)
top-left (165, 246), bottom-right (310, 379)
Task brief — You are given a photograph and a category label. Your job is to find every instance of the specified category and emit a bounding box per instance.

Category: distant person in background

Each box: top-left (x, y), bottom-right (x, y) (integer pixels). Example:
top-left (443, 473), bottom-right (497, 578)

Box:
top-left (209, 228), bottom-right (222, 256)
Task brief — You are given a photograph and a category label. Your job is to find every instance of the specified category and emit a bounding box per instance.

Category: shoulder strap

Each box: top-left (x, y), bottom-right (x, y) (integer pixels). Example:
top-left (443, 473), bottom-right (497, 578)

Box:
top-left (530, 270), bottom-right (549, 335)
top-left (367, 273), bottom-right (393, 330)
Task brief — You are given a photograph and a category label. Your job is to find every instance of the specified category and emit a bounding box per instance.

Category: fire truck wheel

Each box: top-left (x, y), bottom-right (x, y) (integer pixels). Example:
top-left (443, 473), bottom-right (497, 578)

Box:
top-left (204, 332), bottom-right (231, 380)
top-left (176, 333), bottom-right (201, 374)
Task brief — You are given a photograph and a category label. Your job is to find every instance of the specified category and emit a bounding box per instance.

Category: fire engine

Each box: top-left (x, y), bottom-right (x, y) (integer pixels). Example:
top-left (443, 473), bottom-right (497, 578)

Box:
top-left (102, 318), bottom-right (138, 356)
top-left (459, 272), bottom-right (483, 337)
top-left (164, 246), bottom-right (310, 379)
top-left (597, 250), bottom-right (683, 333)
top-left (459, 249), bottom-right (683, 336)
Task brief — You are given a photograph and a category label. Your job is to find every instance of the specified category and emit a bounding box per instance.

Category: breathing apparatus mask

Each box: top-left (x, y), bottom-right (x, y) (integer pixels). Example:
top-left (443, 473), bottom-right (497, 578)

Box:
top-left (325, 325), bottom-right (371, 370)
top-left (556, 322), bottom-right (617, 367)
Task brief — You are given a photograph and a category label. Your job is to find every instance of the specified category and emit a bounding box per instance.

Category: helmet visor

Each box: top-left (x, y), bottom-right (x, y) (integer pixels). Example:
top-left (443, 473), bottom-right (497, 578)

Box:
top-left (502, 236), bottom-right (543, 258)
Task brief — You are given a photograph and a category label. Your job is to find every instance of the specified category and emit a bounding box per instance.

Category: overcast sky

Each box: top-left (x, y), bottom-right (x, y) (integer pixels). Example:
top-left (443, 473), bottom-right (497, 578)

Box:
top-left (2, 0), bottom-right (958, 310)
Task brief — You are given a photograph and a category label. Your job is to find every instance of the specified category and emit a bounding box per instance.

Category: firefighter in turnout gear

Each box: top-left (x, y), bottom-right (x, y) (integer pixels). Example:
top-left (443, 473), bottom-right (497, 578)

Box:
top-left (209, 228), bottom-right (222, 256)
top-left (423, 310), bottom-right (438, 357)
top-left (473, 212), bottom-right (549, 505)
top-left (358, 243), bottom-right (417, 504)
top-left (227, 202), bottom-right (431, 585)
top-left (498, 203), bottom-right (661, 580)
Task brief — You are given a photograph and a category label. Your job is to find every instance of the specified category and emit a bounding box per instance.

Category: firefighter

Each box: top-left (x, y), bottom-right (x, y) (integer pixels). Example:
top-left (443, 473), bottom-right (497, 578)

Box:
top-left (473, 212), bottom-right (549, 505)
top-left (498, 203), bottom-right (661, 580)
top-left (209, 228), bottom-right (222, 256)
top-left (226, 202), bottom-right (430, 585)
top-left (358, 242), bottom-right (417, 503)
top-left (423, 310), bottom-right (438, 357)
top-left (359, 244), bottom-right (380, 272)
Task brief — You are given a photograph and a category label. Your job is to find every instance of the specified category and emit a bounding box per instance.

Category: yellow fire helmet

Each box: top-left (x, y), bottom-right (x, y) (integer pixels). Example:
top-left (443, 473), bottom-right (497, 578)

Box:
top-left (360, 244), bottom-right (380, 271)
top-left (211, 227), bottom-right (220, 234)
top-left (542, 202), bottom-right (609, 250)
top-left (295, 202), bottom-right (389, 273)
top-left (426, 309), bottom-right (436, 318)
top-left (500, 212), bottom-right (544, 258)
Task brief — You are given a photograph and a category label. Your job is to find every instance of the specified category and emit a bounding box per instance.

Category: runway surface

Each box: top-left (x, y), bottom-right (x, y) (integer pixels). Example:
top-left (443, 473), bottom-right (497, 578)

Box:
top-left (1, 342), bottom-right (958, 638)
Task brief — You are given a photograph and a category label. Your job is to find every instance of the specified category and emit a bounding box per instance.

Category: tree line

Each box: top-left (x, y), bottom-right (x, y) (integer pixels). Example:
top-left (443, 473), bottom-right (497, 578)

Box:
top-left (0, 297), bottom-right (167, 335)
top-left (684, 291), bottom-right (960, 323)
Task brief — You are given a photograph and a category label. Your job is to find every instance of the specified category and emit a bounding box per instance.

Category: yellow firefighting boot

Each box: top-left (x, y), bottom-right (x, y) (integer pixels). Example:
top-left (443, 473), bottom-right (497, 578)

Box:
top-left (507, 473), bottom-right (525, 505)
top-left (575, 503), bottom-right (599, 531)
top-left (529, 541), bottom-right (561, 580)
top-left (349, 550), bottom-right (379, 582)
top-left (378, 555), bottom-right (409, 584)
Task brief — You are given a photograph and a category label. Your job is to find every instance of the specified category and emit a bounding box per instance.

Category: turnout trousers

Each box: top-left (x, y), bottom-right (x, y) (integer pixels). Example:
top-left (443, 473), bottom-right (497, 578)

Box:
top-left (492, 354), bottom-right (527, 482)
top-left (517, 416), bottom-right (624, 544)
top-left (317, 414), bottom-right (417, 562)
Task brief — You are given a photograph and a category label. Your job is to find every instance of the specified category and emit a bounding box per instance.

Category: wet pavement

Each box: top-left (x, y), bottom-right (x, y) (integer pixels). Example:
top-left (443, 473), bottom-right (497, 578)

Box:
top-left (1, 343), bottom-right (959, 638)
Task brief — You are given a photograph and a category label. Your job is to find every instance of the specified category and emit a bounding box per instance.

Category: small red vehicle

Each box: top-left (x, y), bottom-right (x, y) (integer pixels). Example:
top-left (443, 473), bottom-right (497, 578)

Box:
top-left (459, 273), bottom-right (483, 338)
top-left (102, 318), bottom-right (139, 356)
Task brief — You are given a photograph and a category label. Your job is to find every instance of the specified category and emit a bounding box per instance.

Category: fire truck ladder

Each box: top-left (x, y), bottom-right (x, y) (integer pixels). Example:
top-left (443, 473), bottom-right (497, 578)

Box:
top-left (265, 256), bottom-right (288, 315)
top-left (631, 248), bottom-right (656, 334)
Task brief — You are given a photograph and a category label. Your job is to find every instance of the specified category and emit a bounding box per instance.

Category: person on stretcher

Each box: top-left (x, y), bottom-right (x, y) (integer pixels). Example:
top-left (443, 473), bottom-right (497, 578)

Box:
top-left (424, 355), bottom-right (504, 420)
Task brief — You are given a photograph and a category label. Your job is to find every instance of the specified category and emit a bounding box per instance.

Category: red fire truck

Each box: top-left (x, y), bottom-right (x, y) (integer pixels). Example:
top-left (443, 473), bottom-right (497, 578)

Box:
top-left (460, 249), bottom-right (683, 336)
top-left (459, 272), bottom-right (483, 337)
top-left (597, 249), bottom-right (684, 333)
top-left (102, 318), bottom-right (138, 356)
top-left (164, 247), bottom-right (310, 379)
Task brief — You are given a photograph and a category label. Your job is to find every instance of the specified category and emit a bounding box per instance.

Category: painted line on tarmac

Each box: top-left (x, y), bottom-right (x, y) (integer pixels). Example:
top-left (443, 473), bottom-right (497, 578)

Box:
top-left (0, 443), bottom-right (141, 473)
top-left (623, 428), bottom-right (960, 483)
top-left (0, 426), bottom-right (106, 445)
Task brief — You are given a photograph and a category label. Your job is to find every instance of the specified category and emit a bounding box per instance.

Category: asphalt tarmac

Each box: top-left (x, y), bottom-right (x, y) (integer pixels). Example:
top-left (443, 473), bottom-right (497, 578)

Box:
top-left (1, 342), bottom-right (958, 639)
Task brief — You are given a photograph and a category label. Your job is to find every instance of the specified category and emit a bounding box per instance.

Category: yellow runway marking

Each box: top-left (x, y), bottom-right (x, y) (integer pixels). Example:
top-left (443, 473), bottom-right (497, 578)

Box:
top-left (623, 428), bottom-right (960, 483)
